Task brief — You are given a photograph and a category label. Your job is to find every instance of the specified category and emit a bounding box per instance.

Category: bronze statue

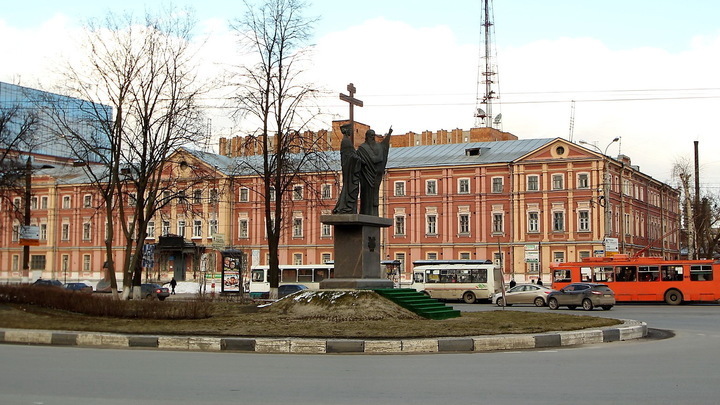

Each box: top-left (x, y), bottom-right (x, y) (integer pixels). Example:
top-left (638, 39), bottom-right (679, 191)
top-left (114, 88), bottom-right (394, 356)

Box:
top-left (333, 125), bottom-right (392, 216)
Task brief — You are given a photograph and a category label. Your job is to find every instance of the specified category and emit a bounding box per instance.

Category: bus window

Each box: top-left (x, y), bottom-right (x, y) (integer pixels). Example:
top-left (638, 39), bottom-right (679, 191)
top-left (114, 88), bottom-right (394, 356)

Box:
top-left (554, 269), bottom-right (571, 282)
top-left (314, 268), bottom-right (328, 282)
top-left (413, 272), bottom-right (424, 283)
top-left (580, 267), bottom-right (592, 282)
top-left (638, 266), bottom-right (660, 281)
top-left (593, 266), bottom-right (613, 282)
top-left (470, 268), bottom-right (488, 283)
top-left (281, 268), bottom-right (297, 283)
top-left (298, 268), bottom-right (313, 282)
top-left (661, 265), bottom-right (683, 281)
top-left (615, 266), bottom-right (637, 282)
top-left (426, 270), bottom-right (440, 283)
top-left (458, 270), bottom-right (471, 283)
top-left (251, 269), bottom-right (265, 282)
top-left (690, 265), bottom-right (713, 281)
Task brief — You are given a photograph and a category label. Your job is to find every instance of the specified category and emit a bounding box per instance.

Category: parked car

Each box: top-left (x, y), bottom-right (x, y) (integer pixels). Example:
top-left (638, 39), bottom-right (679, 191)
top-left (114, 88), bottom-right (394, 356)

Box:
top-left (493, 283), bottom-right (555, 307)
top-left (547, 282), bottom-right (615, 311)
top-left (31, 279), bottom-right (63, 288)
top-left (140, 283), bottom-right (170, 301)
top-left (64, 282), bottom-right (93, 293)
top-left (278, 284), bottom-right (308, 298)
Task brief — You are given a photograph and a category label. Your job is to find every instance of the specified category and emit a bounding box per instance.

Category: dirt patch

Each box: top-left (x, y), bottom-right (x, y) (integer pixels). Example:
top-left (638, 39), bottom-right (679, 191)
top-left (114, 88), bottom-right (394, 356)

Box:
top-left (261, 290), bottom-right (423, 321)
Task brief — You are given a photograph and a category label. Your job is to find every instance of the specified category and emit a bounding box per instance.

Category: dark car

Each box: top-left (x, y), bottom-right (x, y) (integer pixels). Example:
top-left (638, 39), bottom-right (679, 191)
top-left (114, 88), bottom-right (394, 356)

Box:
top-left (140, 283), bottom-right (170, 301)
top-left (31, 279), bottom-right (63, 288)
top-left (64, 282), bottom-right (93, 293)
top-left (278, 284), bottom-right (308, 298)
top-left (547, 282), bottom-right (615, 311)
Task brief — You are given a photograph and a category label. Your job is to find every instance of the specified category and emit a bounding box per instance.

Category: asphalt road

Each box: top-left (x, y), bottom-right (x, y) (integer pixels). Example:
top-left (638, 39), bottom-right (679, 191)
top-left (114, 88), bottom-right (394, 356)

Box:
top-left (0, 303), bottom-right (718, 405)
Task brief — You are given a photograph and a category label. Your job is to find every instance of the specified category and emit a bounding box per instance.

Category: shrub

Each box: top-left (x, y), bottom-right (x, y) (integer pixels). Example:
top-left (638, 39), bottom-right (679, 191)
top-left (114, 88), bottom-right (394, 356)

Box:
top-left (0, 285), bottom-right (211, 319)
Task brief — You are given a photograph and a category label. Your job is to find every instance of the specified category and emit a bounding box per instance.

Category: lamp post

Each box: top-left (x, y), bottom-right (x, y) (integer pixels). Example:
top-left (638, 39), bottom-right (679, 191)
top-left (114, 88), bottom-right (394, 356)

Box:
top-left (579, 138), bottom-right (620, 251)
top-left (20, 156), bottom-right (54, 283)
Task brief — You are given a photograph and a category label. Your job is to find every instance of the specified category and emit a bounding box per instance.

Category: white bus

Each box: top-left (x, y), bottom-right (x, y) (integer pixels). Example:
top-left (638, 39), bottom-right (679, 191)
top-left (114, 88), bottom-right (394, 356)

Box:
top-left (409, 260), bottom-right (503, 303)
top-left (249, 264), bottom-right (334, 298)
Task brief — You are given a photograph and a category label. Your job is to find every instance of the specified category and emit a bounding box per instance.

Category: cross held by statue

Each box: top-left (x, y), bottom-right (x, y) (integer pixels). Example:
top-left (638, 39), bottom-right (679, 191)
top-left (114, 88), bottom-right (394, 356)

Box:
top-left (339, 83), bottom-right (363, 144)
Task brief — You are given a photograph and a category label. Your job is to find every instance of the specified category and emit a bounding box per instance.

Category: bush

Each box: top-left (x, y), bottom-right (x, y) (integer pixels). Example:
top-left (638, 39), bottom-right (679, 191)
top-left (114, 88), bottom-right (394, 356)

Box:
top-left (0, 285), bottom-right (211, 320)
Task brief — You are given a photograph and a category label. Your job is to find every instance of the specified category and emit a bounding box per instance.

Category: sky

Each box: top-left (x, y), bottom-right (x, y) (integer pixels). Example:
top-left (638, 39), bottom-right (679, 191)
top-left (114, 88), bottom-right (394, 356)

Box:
top-left (2, 0), bottom-right (720, 189)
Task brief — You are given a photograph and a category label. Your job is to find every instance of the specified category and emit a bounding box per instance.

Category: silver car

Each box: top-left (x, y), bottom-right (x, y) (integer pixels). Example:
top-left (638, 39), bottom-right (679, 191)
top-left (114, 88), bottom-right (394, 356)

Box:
top-left (547, 283), bottom-right (615, 311)
top-left (493, 283), bottom-right (555, 307)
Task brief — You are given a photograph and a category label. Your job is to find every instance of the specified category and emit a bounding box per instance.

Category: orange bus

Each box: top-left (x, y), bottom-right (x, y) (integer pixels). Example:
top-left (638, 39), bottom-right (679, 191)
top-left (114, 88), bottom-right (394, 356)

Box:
top-left (550, 254), bottom-right (720, 305)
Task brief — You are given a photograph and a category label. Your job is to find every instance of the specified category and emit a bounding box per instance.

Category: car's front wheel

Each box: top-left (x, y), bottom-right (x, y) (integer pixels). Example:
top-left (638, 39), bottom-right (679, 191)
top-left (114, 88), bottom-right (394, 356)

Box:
top-left (582, 298), bottom-right (594, 311)
top-left (548, 297), bottom-right (559, 310)
top-left (496, 297), bottom-right (504, 307)
top-left (534, 297), bottom-right (545, 307)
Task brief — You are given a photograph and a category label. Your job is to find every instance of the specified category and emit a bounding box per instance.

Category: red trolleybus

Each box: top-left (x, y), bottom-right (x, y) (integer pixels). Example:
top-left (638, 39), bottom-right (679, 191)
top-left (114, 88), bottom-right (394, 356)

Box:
top-left (550, 255), bottom-right (720, 305)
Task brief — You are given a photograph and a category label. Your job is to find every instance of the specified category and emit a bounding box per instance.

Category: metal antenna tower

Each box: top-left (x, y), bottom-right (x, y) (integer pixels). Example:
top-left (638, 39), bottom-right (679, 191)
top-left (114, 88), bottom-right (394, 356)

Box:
top-left (474, 0), bottom-right (501, 128)
top-left (568, 100), bottom-right (576, 141)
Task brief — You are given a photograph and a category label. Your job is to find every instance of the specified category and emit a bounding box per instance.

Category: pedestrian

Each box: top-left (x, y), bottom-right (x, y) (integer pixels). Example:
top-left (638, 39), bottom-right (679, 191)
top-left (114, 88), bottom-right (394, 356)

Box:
top-left (170, 277), bottom-right (177, 295)
top-left (537, 278), bottom-right (543, 286)
top-left (509, 279), bottom-right (516, 288)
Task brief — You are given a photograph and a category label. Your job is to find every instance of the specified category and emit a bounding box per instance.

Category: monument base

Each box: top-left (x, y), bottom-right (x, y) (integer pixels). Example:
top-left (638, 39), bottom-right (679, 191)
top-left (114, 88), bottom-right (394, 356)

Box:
top-left (320, 214), bottom-right (393, 290)
top-left (319, 278), bottom-right (394, 290)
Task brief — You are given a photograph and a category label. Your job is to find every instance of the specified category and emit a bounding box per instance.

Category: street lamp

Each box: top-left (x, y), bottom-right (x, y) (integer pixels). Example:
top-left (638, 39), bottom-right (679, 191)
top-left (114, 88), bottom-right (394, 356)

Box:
top-left (579, 138), bottom-right (620, 253)
top-left (21, 156), bottom-right (54, 283)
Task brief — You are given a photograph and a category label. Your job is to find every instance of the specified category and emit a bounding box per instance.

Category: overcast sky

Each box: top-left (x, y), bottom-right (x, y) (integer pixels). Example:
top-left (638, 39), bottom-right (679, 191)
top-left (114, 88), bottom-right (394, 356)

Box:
top-left (2, 0), bottom-right (720, 188)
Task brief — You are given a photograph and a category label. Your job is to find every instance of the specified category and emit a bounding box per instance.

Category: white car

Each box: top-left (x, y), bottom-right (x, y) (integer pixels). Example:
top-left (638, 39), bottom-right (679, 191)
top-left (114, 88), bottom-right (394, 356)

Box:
top-left (492, 284), bottom-right (555, 307)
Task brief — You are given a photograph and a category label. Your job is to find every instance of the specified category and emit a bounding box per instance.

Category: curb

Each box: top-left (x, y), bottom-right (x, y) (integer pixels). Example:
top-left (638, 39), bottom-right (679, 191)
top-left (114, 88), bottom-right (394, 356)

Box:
top-left (0, 319), bottom-right (647, 354)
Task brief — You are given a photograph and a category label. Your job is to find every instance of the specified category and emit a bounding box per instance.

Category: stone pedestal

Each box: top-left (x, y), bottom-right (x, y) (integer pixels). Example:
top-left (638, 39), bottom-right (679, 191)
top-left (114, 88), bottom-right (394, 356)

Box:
top-left (319, 214), bottom-right (394, 289)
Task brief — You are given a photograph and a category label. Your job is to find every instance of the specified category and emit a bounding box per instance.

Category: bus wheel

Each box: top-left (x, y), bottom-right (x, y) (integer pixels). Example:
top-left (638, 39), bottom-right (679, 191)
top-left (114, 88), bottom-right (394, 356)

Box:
top-left (582, 298), bottom-right (594, 311)
top-left (664, 289), bottom-right (683, 305)
top-left (548, 298), bottom-right (559, 310)
top-left (462, 292), bottom-right (476, 304)
top-left (534, 297), bottom-right (545, 307)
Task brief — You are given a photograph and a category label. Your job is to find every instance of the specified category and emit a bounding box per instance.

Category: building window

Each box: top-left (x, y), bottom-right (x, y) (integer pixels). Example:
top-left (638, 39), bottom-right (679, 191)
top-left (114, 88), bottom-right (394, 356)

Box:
top-left (394, 181), bottom-right (405, 196)
top-left (553, 251), bottom-right (565, 262)
top-left (30, 255), bottom-right (46, 271)
top-left (426, 180), bottom-right (437, 195)
top-left (579, 210), bottom-right (590, 232)
top-left (209, 219), bottom-right (218, 236)
top-left (209, 189), bottom-right (219, 204)
top-left (83, 254), bottom-right (91, 272)
top-left (395, 252), bottom-right (406, 274)
top-left (62, 196), bottom-right (71, 209)
top-left (492, 177), bottom-right (503, 193)
top-left (527, 175), bottom-right (539, 191)
top-left (459, 214), bottom-right (470, 234)
top-left (321, 253), bottom-right (332, 264)
top-left (552, 174), bottom-right (564, 190)
top-left (458, 178), bottom-right (470, 194)
top-left (128, 193), bottom-right (137, 206)
top-left (61, 223), bottom-right (70, 241)
top-left (394, 216), bottom-right (405, 236)
top-left (177, 220), bottom-right (186, 238)
top-left (193, 220), bottom-right (203, 238)
top-left (321, 223), bottom-right (331, 237)
top-left (528, 212), bottom-right (539, 233)
top-left (293, 253), bottom-right (303, 265)
top-left (553, 212), bottom-right (565, 232)
top-left (577, 173), bottom-right (590, 189)
top-left (83, 222), bottom-right (92, 240)
top-left (239, 187), bottom-right (249, 202)
top-left (527, 261), bottom-right (539, 274)
top-left (321, 184), bottom-right (332, 200)
top-left (459, 252), bottom-right (470, 260)
top-left (11, 224), bottom-right (19, 242)
top-left (12, 255), bottom-right (19, 272)
top-left (31, 197), bottom-right (38, 210)
top-left (147, 221), bottom-right (155, 238)
top-left (162, 221), bottom-right (170, 236)
top-left (193, 189), bottom-right (203, 204)
top-left (268, 186), bottom-right (276, 202)
top-left (83, 195), bottom-right (92, 208)
top-left (426, 215), bottom-right (437, 235)
top-left (293, 217), bottom-right (303, 237)
top-left (41, 196), bottom-right (48, 209)
top-left (239, 219), bottom-right (249, 238)
top-left (427, 252), bottom-right (438, 260)
top-left (40, 224), bottom-right (47, 241)
top-left (293, 185), bottom-right (303, 200)
top-left (493, 213), bottom-right (503, 233)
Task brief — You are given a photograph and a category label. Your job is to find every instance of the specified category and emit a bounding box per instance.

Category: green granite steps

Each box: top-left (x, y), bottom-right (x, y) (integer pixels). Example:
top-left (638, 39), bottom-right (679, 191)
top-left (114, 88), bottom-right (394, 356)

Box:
top-left (373, 288), bottom-right (461, 320)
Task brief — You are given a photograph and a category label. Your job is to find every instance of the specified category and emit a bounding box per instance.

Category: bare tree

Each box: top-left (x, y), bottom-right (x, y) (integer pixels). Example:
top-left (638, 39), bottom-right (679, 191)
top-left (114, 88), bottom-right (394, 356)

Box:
top-left (230, 0), bottom-right (326, 298)
top-left (47, 7), bottom-right (210, 299)
top-left (0, 104), bottom-right (39, 193)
